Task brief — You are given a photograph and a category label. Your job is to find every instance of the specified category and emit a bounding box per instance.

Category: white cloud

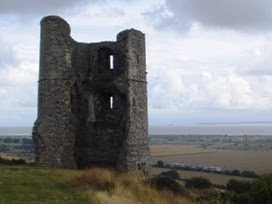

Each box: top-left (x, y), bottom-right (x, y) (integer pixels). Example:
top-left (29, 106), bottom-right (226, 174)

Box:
top-left (145, 0), bottom-right (272, 32)
top-left (0, 0), bottom-right (271, 126)
top-left (147, 26), bottom-right (272, 115)
top-left (0, 0), bottom-right (92, 17)
top-left (0, 33), bottom-right (38, 126)
top-left (149, 68), bottom-right (272, 112)
top-left (0, 38), bottom-right (18, 68)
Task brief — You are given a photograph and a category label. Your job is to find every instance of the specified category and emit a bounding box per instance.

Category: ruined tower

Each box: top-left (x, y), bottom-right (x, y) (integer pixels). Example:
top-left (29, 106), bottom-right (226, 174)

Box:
top-left (33, 16), bottom-right (150, 173)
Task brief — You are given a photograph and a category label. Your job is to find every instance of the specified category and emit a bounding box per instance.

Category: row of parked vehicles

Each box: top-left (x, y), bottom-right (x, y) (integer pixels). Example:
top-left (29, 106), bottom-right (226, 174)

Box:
top-left (170, 163), bottom-right (222, 172)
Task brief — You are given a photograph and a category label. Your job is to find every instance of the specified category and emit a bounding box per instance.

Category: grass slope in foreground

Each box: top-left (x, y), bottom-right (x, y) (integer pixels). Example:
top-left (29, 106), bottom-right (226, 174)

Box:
top-left (0, 166), bottom-right (193, 204)
top-left (0, 166), bottom-right (87, 203)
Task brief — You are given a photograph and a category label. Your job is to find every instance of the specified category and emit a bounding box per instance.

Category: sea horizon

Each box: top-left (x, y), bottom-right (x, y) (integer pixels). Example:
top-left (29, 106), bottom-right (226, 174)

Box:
top-left (0, 123), bottom-right (271, 136)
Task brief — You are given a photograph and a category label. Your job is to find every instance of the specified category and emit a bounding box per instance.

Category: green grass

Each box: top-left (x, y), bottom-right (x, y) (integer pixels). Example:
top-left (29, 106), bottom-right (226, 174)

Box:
top-left (0, 165), bottom-right (227, 204)
top-left (0, 166), bottom-right (195, 204)
top-left (0, 166), bottom-right (88, 204)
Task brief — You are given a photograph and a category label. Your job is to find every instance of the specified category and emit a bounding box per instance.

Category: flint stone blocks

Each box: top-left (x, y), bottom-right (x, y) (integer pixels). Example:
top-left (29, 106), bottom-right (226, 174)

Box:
top-left (33, 16), bottom-right (150, 173)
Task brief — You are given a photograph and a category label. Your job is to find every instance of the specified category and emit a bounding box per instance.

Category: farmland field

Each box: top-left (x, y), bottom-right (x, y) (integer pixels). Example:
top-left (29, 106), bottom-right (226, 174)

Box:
top-left (150, 144), bottom-right (272, 173)
top-left (150, 144), bottom-right (219, 156)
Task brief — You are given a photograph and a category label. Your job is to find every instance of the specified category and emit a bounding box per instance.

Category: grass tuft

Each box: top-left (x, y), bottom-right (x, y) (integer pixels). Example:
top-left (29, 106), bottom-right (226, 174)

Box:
top-left (71, 168), bottom-right (193, 204)
top-left (73, 168), bottom-right (116, 192)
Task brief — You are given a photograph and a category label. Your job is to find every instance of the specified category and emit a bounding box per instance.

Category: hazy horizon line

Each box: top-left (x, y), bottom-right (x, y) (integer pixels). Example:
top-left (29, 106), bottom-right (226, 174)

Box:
top-left (1, 121), bottom-right (272, 128)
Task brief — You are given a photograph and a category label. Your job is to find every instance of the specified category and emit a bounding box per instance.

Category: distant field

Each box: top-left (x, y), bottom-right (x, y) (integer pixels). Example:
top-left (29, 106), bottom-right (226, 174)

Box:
top-left (150, 144), bottom-right (220, 157)
top-left (150, 144), bottom-right (272, 173)
top-left (151, 167), bottom-right (253, 185)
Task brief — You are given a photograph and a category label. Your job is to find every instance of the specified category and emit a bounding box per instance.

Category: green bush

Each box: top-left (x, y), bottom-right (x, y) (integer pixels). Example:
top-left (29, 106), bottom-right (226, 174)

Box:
top-left (227, 179), bottom-right (251, 194)
top-left (0, 157), bottom-right (27, 165)
top-left (156, 160), bottom-right (164, 168)
top-left (241, 170), bottom-right (258, 178)
top-left (159, 170), bottom-right (181, 180)
top-left (231, 169), bottom-right (241, 176)
top-left (165, 164), bottom-right (170, 168)
top-left (10, 158), bottom-right (27, 165)
top-left (185, 177), bottom-right (212, 189)
top-left (225, 179), bottom-right (251, 204)
top-left (250, 173), bottom-right (272, 204)
top-left (225, 174), bottom-right (272, 204)
top-left (149, 176), bottom-right (184, 195)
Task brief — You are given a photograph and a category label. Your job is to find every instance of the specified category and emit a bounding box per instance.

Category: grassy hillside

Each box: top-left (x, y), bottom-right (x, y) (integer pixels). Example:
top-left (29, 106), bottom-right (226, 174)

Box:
top-left (0, 166), bottom-right (194, 204)
top-left (0, 166), bottom-right (87, 203)
top-left (3, 165), bottom-right (270, 204)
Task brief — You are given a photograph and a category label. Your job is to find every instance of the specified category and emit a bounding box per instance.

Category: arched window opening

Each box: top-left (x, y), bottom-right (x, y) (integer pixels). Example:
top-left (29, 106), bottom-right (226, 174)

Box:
top-left (94, 90), bottom-right (117, 112)
top-left (110, 55), bottom-right (114, 69)
top-left (97, 47), bottom-right (114, 72)
top-left (110, 96), bottom-right (114, 109)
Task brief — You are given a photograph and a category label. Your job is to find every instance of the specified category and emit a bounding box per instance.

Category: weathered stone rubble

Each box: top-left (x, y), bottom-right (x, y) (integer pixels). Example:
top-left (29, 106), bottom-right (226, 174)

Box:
top-left (33, 16), bottom-right (150, 174)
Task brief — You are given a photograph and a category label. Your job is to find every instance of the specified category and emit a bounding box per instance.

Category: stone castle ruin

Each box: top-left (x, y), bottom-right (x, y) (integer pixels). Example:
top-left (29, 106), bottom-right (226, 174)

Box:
top-left (33, 16), bottom-right (150, 173)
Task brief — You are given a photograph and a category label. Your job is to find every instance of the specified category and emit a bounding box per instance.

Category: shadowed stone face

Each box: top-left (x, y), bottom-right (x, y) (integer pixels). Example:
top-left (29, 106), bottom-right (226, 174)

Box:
top-left (33, 16), bottom-right (150, 174)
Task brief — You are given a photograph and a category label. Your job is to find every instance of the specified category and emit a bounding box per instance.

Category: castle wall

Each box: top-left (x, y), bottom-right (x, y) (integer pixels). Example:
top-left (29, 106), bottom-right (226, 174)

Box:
top-left (33, 16), bottom-right (150, 172)
top-left (115, 30), bottom-right (150, 172)
top-left (73, 42), bottom-right (128, 169)
top-left (33, 16), bottom-right (77, 168)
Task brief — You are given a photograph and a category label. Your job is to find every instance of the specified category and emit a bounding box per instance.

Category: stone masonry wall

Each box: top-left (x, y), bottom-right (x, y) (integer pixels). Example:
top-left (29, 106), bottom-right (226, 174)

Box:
top-left (33, 16), bottom-right (150, 173)
top-left (33, 16), bottom-right (77, 168)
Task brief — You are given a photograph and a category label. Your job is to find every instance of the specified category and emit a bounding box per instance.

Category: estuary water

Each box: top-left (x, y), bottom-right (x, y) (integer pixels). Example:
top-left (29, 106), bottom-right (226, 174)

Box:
top-left (0, 124), bottom-right (271, 136)
top-left (0, 127), bottom-right (32, 136)
top-left (149, 124), bottom-right (272, 136)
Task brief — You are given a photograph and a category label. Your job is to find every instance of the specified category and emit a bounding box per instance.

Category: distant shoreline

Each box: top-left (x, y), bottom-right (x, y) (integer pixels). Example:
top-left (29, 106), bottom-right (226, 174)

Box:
top-left (1, 125), bottom-right (272, 136)
top-left (196, 121), bottom-right (272, 125)
top-left (1, 134), bottom-right (272, 137)
top-left (0, 134), bottom-right (32, 138)
top-left (149, 134), bottom-right (272, 137)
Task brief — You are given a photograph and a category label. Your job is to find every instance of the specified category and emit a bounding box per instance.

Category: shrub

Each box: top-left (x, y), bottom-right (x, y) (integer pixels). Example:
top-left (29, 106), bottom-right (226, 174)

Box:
top-left (241, 170), bottom-right (258, 178)
top-left (223, 170), bottom-right (231, 175)
top-left (225, 179), bottom-right (252, 204)
top-left (0, 157), bottom-right (8, 164)
top-left (0, 157), bottom-right (27, 165)
top-left (231, 169), bottom-right (241, 176)
top-left (185, 177), bottom-right (212, 189)
top-left (223, 191), bottom-right (250, 204)
top-left (194, 188), bottom-right (221, 203)
top-left (250, 173), bottom-right (272, 204)
top-left (156, 160), bottom-right (164, 168)
top-left (227, 179), bottom-right (251, 194)
top-left (149, 176), bottom-right (184, 195)
top-left (159, 170), bottom-right (181, 180)
top-left (10, 158), bottom-right (27, 165)
top-left (165, 164), bottom-right (170, 168)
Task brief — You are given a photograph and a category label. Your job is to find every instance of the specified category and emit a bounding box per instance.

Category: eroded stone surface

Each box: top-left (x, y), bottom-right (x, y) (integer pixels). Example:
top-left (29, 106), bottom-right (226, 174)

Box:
top-left (33, 16), bottom-right (150, 173)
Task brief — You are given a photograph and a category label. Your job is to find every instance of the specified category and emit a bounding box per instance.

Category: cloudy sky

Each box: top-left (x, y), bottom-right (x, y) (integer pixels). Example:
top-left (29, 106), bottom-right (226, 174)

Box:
top-left (0, 0), bottom-right (272, 126)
